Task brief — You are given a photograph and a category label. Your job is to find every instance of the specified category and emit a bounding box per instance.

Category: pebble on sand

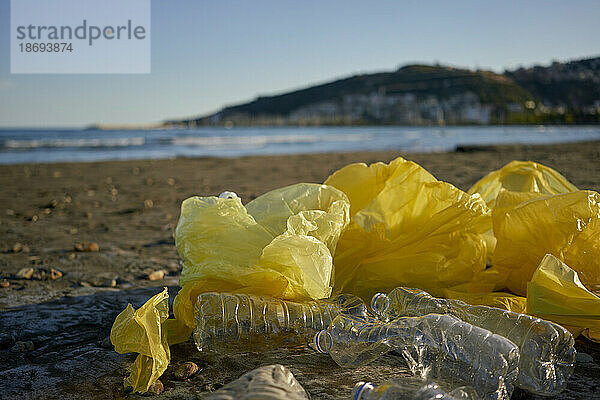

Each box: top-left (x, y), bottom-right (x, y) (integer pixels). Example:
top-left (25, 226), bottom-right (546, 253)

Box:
top-left (148, 270), bottom-right (166, 281)
top-left (145, 380), bottom-right (164, 395)
top-left (0, 279), bottom-right (9, 288)
top-left (12, 242), bottom-right (31, 253)
top-left (10, 340), bottom-right (35, 352)
top-left (16, 267), bottom-right (34, 279)
top-left (75, 242), bottom-right (100, 252)
top-left (173, 362), bottom-right (199, 381)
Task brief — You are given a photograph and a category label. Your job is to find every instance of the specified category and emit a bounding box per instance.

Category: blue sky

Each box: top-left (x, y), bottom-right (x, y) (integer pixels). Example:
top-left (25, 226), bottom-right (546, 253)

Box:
top-left (1, 0), bottom-right (599, 128)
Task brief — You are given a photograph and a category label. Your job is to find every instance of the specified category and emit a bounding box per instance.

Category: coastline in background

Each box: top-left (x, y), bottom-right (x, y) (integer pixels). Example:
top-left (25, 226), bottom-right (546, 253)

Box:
top-left (1, 125), bottom-right (600, 164)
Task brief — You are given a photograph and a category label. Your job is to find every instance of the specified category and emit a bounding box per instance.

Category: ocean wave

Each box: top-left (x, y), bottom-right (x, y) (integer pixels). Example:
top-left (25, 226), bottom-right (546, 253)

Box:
top-left (2, 137), bottom-right (146, 149)
top-left (169, 133), bottom-right (373, 147)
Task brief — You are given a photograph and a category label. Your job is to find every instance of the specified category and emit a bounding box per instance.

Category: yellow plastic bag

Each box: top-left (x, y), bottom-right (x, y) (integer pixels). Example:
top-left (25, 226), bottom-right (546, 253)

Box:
top-left (467, 160), bottom-right (578, 261)
top-left (110, 288), bottom-right (170, 392)
top-left (172, 183), bottom-right (350, 335)
top-left (467, 160), bottom-right (578, 208)
top-left (527, 254), bottom-right (600, 341)
top-left (324, 156), bottom-right (491, 301)
top-left (491, 189), bottom-right (600, 296)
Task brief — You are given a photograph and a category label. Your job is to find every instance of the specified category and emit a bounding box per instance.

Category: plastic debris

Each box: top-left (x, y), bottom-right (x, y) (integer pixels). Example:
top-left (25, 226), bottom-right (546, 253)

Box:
top-left (372, 287), bottom-right (575, 395)
top-left (172, 183), bottom-right (350, 339)
top-left (352, 380), bottom-right (477, 400)
top-left (194, 292), bottom-right (368, 351)
top-left (527, 254), bottom-right (600, 341)
top-left (110, 287), bottom-right (170, 393)
top-left (205, 364), bottom-right (309, 400)
top-left (467, 160), bottom-right (578, 209)
top-left (324, 156), bottom-right (491, 301)
top-left (313, 314), bottom-right (519, 400)
top-left (491, 189), bottom-right (600, 296)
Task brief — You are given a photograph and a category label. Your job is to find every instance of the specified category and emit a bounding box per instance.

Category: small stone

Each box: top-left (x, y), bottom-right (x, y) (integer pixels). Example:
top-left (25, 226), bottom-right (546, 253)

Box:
top-left (12, 243), bottom-right (30, 253)
top-left (100, 278), bottom-right (117, 287)
top-left (49, 268), bottom-right (63, 280)
top-left (75, 242), bottom-right (99, 252)
top-left (16, 267), bottom-right (34, 279)
top-left (173, 362), bottom-right (199, 380)
top-left (576, 352), bottom-right (595, 364)
top-left (148, 270), bottom-right (165, 281)
top-left (167, 178), bottom-right (175, 186)
top-left (145, 380), bottom-right (164, 395)
top-left (144, 199), bottom-right (154, 208)
top-left (10, 340), bottom-right (34, 352)
top-left (79, 281), bottom-right (92, 287)
top-left (0, 279), bottom-right (9, 288)
top-left (6, 209), bottom-right (15, 216)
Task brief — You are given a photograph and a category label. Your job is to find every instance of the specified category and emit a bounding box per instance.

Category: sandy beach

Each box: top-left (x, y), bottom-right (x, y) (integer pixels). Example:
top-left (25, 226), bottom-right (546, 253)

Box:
top-left (1, 141), bottom-right (600, 399)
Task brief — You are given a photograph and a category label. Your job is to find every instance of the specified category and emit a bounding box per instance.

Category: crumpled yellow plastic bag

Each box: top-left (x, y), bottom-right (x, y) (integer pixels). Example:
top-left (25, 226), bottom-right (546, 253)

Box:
top-left (467, 160), bottom-right (578, 208)
top-left (467, 160), bottom-right (578, 261)
top-left (110, 288), bottom-right (170, 392)
top-left (491, 189), bottom-right (600, 296)
top-left (324, 156), bottom-right (491, 301)
top-left (527, 254), bottom-right (600, 341)
top-left (172, 183), bottom-right (350, 336)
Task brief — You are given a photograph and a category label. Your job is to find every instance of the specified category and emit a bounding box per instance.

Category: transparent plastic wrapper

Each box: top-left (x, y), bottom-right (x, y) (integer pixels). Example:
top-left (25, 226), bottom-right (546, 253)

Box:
top-left (193, 292), bottom-right (368, 351)
top-left (172, 183), bottom-right (350, 338)
top-left (527, 254), bottom-right (600, 342)
top-left (206, 364), bottom-right (309, 400)
top-left (313, 314), bottom-right (519, 400)
top-left (372, 287), bottom-right (575, 395)
top-left (491, 189), bottom-right (600, 296)
top-left (352, 380), bottom-right (477, 400)
top-left (324, 156), bottom-right (491, 301)
top-left (110, 288), bottom-right (170, 393)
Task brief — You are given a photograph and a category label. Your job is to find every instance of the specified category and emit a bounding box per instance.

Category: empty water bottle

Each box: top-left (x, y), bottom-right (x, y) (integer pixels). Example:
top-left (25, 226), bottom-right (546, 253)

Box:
top-left (194, 292), bottom-right (368, 351)
top-left (371, 287), bottom-right (575, 395)
top-left (313, 313), bottom-right (519, 400)
top-left (351, 380), bottom-right (477, 400)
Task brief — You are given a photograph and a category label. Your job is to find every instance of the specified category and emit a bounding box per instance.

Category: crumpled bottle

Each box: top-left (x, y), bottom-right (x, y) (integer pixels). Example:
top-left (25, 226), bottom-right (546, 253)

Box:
top-left (313, 313), bottom-right (519, 400)
top-left (371, 287), bottom-right (575, 395)
top-left (194, 292), bottom-right (368, 351)
top-left (351, 380), bottom-right (477, 400)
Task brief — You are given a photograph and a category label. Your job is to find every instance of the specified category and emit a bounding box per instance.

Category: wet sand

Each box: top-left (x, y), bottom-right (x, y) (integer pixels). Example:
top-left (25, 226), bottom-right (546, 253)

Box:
top-left (1, 141), bottom-right (600, 399)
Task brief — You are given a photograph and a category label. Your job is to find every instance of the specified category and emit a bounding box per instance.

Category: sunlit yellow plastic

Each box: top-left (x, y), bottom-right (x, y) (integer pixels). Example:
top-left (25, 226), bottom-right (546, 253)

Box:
top-left (527, 254), bottom-right (600, 341)
top-left (325, 156), bottom-right (491, 301)
top-left (172, 183), bottom-right (350, 335)
top-left (467, 161), bottom-right (578, 261)
top-left (492, 190), bottom-right (600, 296)
top-left (110, 288), bottom-right (170, 393)
top-left (467, 160), bottom-right (578, 208)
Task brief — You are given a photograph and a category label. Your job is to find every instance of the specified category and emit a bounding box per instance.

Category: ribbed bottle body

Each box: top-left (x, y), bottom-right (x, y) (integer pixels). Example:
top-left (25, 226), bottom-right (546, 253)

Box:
top-left (373, 287), bottom-right (575, 395)
top-left (194, 292), bottom-right (367, 351)
top-left (314, 313), bottom-right (519, 400)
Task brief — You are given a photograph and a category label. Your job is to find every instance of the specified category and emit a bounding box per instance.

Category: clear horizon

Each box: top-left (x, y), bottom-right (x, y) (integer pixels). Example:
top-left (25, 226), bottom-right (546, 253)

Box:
top-left (1, 0), bottom-right (599, 128)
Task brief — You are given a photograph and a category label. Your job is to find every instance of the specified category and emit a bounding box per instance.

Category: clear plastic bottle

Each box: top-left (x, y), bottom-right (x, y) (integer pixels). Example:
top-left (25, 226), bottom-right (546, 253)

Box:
top-left (194, 292), bottom-right (368, 351)
top-left (371, 287), bottom-right (575, 395)
top-left (351, 380), bottom-right (477, 400)
top-left (313, 313), bottom-right (519, 400)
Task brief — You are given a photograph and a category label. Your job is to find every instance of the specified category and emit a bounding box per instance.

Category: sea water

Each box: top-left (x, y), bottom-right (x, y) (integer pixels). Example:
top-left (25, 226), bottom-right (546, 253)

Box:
top-left (1, 125), bottom-right (599, 164)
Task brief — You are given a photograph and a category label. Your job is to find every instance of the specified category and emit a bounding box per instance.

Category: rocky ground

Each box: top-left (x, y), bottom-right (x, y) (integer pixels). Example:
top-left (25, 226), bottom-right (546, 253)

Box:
top-left (1, 141), bottom-right (600, 399)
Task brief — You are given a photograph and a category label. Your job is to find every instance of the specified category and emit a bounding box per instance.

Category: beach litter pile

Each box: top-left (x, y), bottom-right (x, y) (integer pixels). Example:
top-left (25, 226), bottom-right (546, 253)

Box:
top-left (110, 156), bottom-right (600, 399)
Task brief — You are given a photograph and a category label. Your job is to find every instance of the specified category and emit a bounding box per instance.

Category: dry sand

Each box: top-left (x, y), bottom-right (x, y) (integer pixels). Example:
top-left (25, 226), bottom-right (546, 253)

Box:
top-left (1, 141), bottom-right (599, 399)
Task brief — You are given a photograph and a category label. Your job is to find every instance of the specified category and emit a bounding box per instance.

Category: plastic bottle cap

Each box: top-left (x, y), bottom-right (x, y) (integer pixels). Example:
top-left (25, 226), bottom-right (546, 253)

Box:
top-left (371, 293), bottom-right (390, 314)
top-left (352, 381), bottom-right (375, 400)
top-left (313, 330), bottom-right (333, 353)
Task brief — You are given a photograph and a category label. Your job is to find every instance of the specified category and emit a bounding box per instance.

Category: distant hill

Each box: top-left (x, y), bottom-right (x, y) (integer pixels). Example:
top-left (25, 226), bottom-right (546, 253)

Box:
top-left (166, 56), bottom-right (600, 127)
